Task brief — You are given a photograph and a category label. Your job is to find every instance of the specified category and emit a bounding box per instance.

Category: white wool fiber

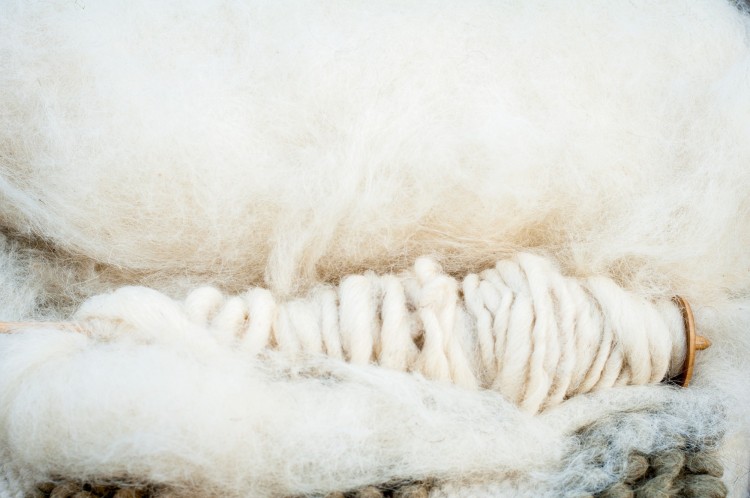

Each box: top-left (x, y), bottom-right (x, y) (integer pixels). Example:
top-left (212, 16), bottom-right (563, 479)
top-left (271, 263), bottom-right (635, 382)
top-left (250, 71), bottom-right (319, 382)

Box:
top-left (0, 0), bottom-right (749, 496)
top-left (0, 315), bottom-right (730, 497)
top-left (0, 329), bottom-right (562, 497)
top-left (0, 0), bottom-right (749, 300)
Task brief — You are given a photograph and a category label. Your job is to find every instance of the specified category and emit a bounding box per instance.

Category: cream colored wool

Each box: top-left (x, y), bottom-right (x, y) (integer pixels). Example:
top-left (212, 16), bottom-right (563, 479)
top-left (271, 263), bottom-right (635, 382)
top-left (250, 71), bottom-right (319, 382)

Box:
top-left (1, 0), bottom-right (750, 497)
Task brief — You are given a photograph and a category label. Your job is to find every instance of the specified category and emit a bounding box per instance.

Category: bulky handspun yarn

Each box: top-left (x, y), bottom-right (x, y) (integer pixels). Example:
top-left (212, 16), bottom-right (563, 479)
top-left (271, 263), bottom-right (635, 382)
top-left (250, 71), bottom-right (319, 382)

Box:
top-left (75, 252), bottom-right (686, 414)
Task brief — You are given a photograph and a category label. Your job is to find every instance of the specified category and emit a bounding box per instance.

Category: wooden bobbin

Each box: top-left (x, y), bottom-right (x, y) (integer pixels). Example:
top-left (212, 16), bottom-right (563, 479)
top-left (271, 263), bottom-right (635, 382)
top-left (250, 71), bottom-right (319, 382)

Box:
top-left (671, 295), bottom-right (711, 388)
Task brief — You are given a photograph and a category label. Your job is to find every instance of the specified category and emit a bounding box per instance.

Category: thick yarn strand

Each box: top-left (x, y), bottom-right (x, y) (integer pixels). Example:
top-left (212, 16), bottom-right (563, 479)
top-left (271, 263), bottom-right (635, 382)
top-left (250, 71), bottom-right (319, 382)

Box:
top-left (76, 253), bottom-right (685, 413)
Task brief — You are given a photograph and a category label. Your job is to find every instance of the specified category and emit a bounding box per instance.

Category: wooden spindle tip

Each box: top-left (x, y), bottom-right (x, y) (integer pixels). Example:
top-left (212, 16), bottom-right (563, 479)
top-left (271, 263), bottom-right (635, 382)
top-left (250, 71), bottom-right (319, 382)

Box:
top-left (695, 335), bottom-right (711, 351)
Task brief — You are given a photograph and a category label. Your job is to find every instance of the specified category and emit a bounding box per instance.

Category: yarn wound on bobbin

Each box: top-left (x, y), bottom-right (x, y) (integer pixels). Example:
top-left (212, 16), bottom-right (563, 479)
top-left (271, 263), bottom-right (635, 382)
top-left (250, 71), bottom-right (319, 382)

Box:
top-left (0, 253), bottom-right (710, 414)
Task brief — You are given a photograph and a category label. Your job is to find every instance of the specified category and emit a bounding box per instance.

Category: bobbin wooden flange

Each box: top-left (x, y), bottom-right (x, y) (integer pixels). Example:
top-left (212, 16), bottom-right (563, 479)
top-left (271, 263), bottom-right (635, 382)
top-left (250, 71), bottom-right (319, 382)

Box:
top-left (671, 296), bottom-right (711, 388)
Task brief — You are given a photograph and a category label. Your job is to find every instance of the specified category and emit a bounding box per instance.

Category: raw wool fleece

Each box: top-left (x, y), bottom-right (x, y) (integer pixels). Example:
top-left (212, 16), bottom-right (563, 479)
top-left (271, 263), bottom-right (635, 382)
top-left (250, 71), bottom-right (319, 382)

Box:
top-left (0, 0), bottom-right (749, 496)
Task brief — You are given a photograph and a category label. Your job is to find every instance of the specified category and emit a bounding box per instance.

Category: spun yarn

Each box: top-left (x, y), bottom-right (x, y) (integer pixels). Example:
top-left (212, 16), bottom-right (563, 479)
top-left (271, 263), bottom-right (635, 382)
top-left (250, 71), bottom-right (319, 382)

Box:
top-left (76, 252), bottom-right (685, 414)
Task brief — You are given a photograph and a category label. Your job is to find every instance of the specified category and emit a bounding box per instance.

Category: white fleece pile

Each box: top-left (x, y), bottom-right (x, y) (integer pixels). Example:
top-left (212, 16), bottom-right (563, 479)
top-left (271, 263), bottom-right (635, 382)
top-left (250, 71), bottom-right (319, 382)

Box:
top-left (0, 0), bottom-right (749, 496)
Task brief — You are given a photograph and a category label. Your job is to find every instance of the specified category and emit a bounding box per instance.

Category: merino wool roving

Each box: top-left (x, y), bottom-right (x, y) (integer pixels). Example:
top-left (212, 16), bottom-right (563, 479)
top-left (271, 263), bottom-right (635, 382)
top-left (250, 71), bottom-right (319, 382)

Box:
top-left (1, 0), bottom-right (749, 497)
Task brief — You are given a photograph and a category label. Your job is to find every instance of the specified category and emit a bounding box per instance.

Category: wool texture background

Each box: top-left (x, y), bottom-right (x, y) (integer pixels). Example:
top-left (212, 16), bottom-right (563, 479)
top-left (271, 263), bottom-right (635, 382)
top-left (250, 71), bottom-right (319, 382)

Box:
top-left (0, 0), bottom-right (749, 496)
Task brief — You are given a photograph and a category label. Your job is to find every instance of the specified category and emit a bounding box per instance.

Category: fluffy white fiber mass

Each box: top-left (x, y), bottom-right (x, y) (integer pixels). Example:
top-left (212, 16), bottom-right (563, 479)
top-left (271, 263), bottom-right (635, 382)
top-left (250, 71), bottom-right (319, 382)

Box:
top-left (0, 0), bottom-right (749, 496)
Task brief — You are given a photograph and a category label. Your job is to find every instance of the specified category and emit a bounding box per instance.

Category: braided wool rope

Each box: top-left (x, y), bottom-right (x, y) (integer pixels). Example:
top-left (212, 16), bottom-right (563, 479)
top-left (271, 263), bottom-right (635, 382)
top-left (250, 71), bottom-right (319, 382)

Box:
top-left (596, 449), bottom-right (728, 498)
top-left (35, 482), bottom-right (433, 498)
top-left (37, 447), bottom-right (727, 498)
top-left (425, 449), bottom-right (727, 498)
top-left (77, 252), bottom-right (685, 414)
